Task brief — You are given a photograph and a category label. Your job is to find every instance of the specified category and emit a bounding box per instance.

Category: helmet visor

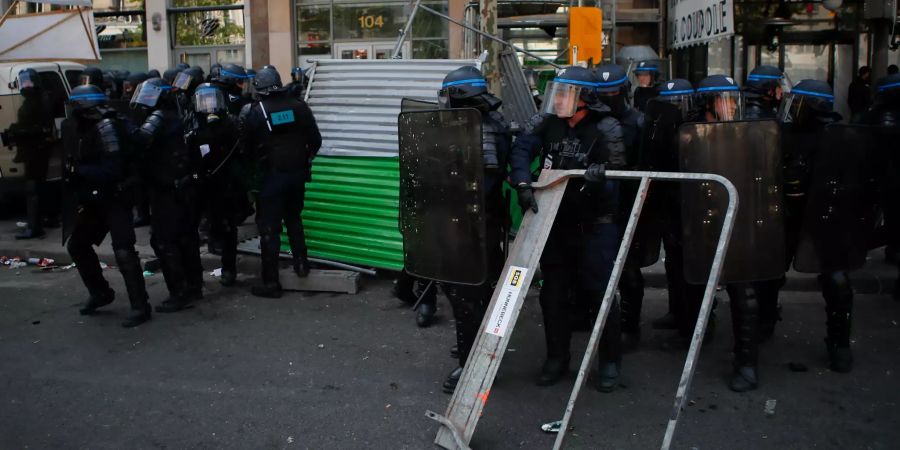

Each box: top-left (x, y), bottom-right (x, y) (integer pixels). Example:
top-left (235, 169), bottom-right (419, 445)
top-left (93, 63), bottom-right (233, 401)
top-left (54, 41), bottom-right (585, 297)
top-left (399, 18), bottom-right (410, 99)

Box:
top-left (193, 86), bottom-right (225, 114)
top-left (700, 91), bottom-right (742, 122)
top-left (173, 72), bottom-right (193, 91)
top-left (437, 88), bottom-right (450, 108)
top-left (130, 81), bottom-right (167, 109)
top-left (776, 92), bottom-right (824, 124)
top-left (541, 81), bottom-right (584, 118)
top-left (654, 94), bottom-right (694, 120)
top-left (18, 71), bottom-right (37, 90)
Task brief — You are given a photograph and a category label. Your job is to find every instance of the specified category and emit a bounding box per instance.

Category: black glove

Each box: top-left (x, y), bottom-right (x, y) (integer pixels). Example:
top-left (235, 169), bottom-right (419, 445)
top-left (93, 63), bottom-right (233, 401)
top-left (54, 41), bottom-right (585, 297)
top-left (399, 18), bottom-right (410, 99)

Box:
top-left (584, 163), bottom-right (606, 184)
top-left (516, 183), bottom-right (538, 214)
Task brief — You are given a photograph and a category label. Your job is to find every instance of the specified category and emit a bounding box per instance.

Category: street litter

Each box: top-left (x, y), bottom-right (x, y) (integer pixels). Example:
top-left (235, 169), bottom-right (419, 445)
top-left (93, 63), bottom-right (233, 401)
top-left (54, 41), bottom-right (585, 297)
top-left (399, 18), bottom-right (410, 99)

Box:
top-left (764, 399), bottom-right (777, 416)
top-left (211, 268), bottom-right (222, 277)
top-left (142, 271), bottom-right (154, 278)
top-left (540, 420), bottom-right (574, 434)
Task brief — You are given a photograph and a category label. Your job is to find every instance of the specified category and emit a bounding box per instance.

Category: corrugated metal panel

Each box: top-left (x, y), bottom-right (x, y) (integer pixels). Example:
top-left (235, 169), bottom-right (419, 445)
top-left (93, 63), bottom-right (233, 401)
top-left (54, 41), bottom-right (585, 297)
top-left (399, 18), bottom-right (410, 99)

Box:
top-left (282, 155), bottom-right (403, 270)
top-left (307, 59), bottom-right (479, 157)
top-left (498, 49), bottom-right (539, 128)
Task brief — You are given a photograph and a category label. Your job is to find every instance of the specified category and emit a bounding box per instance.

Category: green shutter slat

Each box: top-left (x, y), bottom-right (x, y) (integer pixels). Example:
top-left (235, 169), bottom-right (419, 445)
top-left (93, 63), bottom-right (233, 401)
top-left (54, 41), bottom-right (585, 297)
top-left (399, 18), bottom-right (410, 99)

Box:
top-left (281, 155), bottom-right (404, 271)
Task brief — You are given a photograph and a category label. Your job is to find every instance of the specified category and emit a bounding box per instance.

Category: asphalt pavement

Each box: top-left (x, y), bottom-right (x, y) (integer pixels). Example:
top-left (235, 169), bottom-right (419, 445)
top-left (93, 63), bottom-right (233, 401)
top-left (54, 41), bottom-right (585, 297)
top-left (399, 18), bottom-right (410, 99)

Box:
top-left (1, 251), bottom-right (900, 449)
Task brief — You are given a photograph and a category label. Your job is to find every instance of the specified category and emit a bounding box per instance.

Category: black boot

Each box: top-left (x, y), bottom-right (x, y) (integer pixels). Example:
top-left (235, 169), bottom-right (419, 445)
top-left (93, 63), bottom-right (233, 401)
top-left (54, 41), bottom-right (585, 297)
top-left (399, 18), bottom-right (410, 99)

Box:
top-left (252, 282), bottom-right (282, 298)
top-left (392, 274), bottom-right (418, 305)
top-left (727, 284), bottom-right (760, 392)
top-left (536, 356), bottom-right (570, 386)
top-left (122, 304), bottom-right (152, 328)
top-left (79, 288), bottom-right (115, 315)
top-left (155, 295), bottom-right (193, 313)
top-left (821, 272), bottom-right (853, 373)
top-left (596, 362), bottom-right (621, 393)
top-left (729, 365), bottom-right (759, 392)
top-left (293, 256), bottom-right (310, 278)
top-left (442, 366), bottom-right (463, 394)
top-left (416, 301), bottom-right (436, 328)
top-left (220, 268), bottom-right (237, 287)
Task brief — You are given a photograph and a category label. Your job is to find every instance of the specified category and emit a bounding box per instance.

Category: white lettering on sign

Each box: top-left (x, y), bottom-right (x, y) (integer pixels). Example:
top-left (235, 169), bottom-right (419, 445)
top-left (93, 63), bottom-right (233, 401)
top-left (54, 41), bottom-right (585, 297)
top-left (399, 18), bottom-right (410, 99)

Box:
top-left (485, 266), bottom-right (529, 338)
top-left (668, 0), bottom-right (734, 49)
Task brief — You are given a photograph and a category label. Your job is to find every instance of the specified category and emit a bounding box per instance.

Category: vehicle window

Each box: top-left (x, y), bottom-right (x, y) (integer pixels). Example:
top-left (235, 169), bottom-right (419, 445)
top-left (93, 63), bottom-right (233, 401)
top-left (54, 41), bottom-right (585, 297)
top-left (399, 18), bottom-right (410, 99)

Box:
top-left (38, 71), bottom-right (67, 118)
top-left (65, 70), bottom-right (83, 90)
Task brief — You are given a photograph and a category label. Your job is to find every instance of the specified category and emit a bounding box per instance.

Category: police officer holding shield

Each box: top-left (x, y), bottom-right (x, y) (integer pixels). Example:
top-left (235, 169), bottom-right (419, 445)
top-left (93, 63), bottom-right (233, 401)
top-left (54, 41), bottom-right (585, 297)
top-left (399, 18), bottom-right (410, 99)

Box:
top-left (431, 66), bottom-right (511, 393)
top-left (63, 85), bottom-right (151, 327)
top-left (778, 80), bottom-right (865, 373)
top-left (238, 66), bottom-right (321, 298)
top-left (868, 75), bottom-right (900, 298)
top-left (511, 66), bottom-right (627, 392)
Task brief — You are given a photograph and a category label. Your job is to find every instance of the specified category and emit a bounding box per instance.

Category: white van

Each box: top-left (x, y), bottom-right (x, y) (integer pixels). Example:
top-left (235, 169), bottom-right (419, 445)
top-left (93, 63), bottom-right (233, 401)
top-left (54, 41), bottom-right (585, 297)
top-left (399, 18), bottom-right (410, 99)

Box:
top-left (0, 61), bottom-right (84, 200)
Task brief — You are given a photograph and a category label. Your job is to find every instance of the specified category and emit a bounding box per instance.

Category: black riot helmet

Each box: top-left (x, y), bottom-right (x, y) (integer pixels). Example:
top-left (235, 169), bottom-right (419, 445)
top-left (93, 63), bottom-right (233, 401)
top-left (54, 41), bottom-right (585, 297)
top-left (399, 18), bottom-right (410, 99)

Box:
top-left (162, 68), bottom-right (180, 85)
top-left (16, 68), bottom-right (40, 95)
top-left (541, 65), bottom-right (598, 118)
top-left (262, 64), bottom-right (277, 71)
top-left (175, 63), bottom-right (190, 71)
top-left (632, 60), bottom-right (660, 86)
top-left (68, 84), bottom-right (108, 118)
top-left (80, 66), bottom-right (104, 87)
top-left (696, 74), bottom-right (743, 122)
top-left (208, 63), bottom-right (222, 82)
top-left (218, 63), bottom-right (248, 87)
top-left (290, 66), bottom-right (305, 84)
top-left (129, 77), bottom-right (173, 110)
top-left (173, 66), bottom-right (205, 93)
top-left (252, 66), bottom-right (283, 95)
top-left (777, 79), bottom-right (834, 125)
top-left (193, 83), bottom-right (227, 116)
top-left (594, 63), bottom-right (630, 117)
top-left (744, 66), bottom-right (791, 101)
top-left (438, 66), bottom-right (500, 111)
top-left (876, 73), bottom-right (900, 107)
top-left (123, 72), bottom-right (148, 99)
top-left (654, 78), bottom-right (695, 119)
top-left (147, 69), bottom-right (161, 79)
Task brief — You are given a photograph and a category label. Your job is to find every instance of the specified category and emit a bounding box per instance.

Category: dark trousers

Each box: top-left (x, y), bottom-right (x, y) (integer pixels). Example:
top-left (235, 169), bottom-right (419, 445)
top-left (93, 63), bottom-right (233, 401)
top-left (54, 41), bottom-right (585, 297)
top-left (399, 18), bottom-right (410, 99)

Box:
top-left (66, 199), bottom-right (148, 310)
top-left (540, 221), bottom-right (621, 364)
top-left (255, 173), bottom-right (307, 286)
top-left (150, 187), bottom-right (203, 299)
top-left (205, 171), bottom-right (250, 273)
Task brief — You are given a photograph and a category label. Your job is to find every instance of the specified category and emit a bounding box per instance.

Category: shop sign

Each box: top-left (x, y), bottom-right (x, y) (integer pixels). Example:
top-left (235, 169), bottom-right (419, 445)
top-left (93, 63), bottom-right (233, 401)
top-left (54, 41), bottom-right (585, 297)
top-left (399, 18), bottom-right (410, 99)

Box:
top-left (668, 0), bottom-right (734, 49)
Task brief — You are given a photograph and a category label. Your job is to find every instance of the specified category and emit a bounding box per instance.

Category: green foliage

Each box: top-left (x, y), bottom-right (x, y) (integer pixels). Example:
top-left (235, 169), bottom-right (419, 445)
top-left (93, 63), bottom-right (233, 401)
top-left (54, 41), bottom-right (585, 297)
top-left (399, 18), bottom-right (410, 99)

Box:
top-left (173, 0), bottom-right (245, 46)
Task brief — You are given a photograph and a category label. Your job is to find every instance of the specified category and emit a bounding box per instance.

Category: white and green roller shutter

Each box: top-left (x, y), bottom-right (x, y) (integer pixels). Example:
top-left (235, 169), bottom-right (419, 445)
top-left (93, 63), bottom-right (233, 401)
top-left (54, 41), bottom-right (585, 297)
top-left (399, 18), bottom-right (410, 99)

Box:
top-left (283, 59), bottom-right (479, 271)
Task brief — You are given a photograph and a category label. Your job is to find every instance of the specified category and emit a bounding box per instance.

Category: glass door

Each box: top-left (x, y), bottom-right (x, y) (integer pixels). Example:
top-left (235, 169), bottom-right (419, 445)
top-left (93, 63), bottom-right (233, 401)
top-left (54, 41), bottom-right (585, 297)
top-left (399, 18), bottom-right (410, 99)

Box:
top-left (335, 41), bottom-right (408, 59)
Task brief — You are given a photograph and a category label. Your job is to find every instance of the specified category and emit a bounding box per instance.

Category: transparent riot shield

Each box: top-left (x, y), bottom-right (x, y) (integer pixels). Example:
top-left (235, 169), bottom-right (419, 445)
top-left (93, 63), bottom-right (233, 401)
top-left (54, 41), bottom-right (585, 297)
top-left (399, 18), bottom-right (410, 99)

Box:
top-left (792, 124), bottom-right (880, 273)
top-left (679, 120), bottom-right (786, 283)
top-left (400, 97), bottom-right (438, 113)
top-left (398, 108), bottom-right (487, 285)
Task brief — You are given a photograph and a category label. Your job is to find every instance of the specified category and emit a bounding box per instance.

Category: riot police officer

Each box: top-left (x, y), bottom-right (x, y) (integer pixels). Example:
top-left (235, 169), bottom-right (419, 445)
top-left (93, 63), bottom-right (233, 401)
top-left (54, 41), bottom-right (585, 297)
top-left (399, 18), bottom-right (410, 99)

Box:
top-left (6, 69), bottom-right (53, 239)
top-left (80, 66), bottom-right (104, 87)
top-left (744, 65), bottom-right (787, 120)
top-left (511, 66), bottom-right (627, 392)
top-left (626, 79), bottom-right (702, 341)
top-left (287, 67), bottom-right (307, 100)
top-left (238, 66), bottom-right (321, 298)
top-left (631, 60), bottom-right (660, 112)
top-left (778, 80), bottom-right (856, 373)
top-left (212, 63), bottom-right (252, 117)
top-left (432, 66), bottom-right (511, 393)
top-left (744, 66), bottom-right (788, 341)
top-left (131, 77), bottom-right (204, 313)
top-left (189, 82), bottom-right (250, 287)
top-left (595, 63), bottom-right (648, 349)
top-left (695, 74), bottom-right (764, 392)
top-left (868, 75), bottom-right (900, 299)
top-left (63, 85), bottom-right (151, 327)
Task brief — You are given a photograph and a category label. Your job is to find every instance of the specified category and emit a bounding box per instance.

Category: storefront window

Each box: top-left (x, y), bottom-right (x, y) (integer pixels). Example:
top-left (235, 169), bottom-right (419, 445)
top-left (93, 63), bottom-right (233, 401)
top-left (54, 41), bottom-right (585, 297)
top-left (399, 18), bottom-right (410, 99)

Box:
top-left (296, 0), bottom-right (448, 62)
top-left (94, 0), bottom-right (146, 50)
top-left (174, 9), bottom-right (245, 46)
top-left (412, 39), bottom-right (448, 59)
top-left (298, 4), bottom-right (332, 42)
top-left (333, 3), bottom-right (405, 40)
